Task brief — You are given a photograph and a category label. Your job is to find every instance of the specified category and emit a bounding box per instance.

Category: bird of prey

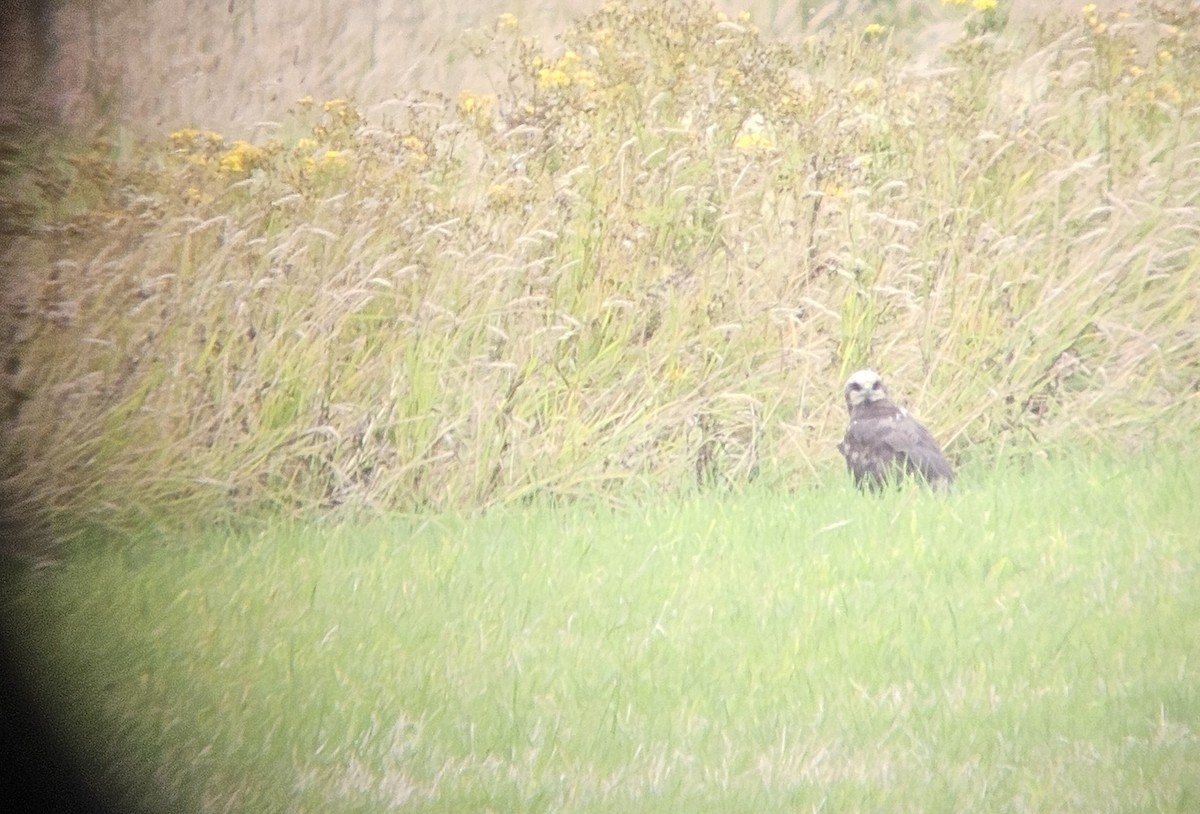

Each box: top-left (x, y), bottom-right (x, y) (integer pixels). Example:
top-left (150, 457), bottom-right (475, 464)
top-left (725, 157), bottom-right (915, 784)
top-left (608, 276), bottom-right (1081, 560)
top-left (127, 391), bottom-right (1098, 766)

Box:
top-left (837, 369), bottom-right (954, 491)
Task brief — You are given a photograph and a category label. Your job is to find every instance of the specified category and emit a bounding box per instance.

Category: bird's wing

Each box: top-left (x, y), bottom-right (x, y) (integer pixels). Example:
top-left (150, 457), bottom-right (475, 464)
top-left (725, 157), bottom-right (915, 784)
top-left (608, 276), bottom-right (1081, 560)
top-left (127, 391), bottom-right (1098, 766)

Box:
top-left (877, 414), bottom-right (954, 482)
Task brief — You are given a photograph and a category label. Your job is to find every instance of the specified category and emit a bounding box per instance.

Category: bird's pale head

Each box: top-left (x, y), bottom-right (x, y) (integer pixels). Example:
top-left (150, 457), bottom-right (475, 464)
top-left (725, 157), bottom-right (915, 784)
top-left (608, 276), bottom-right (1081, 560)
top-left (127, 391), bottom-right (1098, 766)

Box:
top-left (844, 368), bottom-right (888, 412)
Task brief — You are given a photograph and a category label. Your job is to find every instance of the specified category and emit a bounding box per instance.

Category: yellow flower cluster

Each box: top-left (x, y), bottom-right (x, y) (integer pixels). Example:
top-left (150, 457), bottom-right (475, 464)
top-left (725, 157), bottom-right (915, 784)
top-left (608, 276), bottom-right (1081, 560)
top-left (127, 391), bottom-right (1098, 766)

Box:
top-left (401, 135), bottom-right (429, 168)
top-left (536, 50), bottom-right (595, 91)
top-left (864, 23), bottom-right (886, 37)
top-left (164, 95), bottom-right (370, 197)
top-left (1082, 3), bottom-right (1106, 34)
top-left (943, 0), bottom-right (997, 10)
top-left (322, 98), bottom-right (360, 126)
top-left (320, 150), bottom-right (348, 169)
top-left (218, 141), bottom-right (267, 174)
top-left (458, 90), bottom-right (497, 128)
top-left (301, 149), bottom-right (349, 178)
top-left (821, 180), bottom-right (848, 199)
top-left (497, 12), bottom-right (518, 31)
top-left (168, 128), bottom-right (225, 150)
top-left (168, 128), bottom-right (200, 148)
top-left (1158, 82), bottom-right (1182, 105)
top-left (734, 113), bottom-right (775, 151)
top-left (487, 182), bottom-right (519, 209)
top-left (733, 131), bottom-right (773, 152)
top-left (591, 27), bottom-right (615, 48)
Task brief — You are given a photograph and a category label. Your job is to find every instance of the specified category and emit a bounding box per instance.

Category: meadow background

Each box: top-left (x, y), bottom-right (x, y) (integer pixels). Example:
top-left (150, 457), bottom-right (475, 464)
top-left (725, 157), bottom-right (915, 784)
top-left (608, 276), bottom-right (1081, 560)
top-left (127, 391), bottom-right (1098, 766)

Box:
top-left (1, 0), bottom-right (1199, 812)
top-left (4, 0), bottom-right (1198, 531)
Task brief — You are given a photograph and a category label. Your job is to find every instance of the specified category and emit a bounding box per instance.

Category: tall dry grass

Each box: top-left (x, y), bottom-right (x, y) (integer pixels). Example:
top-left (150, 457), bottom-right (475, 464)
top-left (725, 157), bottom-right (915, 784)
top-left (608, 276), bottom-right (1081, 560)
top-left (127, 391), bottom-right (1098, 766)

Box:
top-left (6, 0), bottom-right (1200, 534)
top-left (38, 0), bottom-right (1122, 135)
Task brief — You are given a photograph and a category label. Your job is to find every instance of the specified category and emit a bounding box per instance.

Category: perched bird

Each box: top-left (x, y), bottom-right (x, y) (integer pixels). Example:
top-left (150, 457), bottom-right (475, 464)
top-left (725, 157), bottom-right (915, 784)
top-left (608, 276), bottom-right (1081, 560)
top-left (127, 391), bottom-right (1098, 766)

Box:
top-left (837, 369), bottom-right (954, 491)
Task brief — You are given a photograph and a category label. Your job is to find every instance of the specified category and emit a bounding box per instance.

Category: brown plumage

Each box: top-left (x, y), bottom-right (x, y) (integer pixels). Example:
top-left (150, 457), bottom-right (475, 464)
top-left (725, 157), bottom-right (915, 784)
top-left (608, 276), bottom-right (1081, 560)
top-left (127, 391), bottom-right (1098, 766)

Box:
top-left (837, 369), bottom-right (954, 491)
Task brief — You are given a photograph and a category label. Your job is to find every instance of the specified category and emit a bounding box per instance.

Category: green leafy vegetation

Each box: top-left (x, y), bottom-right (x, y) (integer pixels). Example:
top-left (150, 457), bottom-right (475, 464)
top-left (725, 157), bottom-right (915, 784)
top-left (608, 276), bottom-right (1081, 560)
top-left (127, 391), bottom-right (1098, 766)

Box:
top-left (4, 1), bottom-right (1199, 533)
top-left (7, 449), bottom-right (1199, 812)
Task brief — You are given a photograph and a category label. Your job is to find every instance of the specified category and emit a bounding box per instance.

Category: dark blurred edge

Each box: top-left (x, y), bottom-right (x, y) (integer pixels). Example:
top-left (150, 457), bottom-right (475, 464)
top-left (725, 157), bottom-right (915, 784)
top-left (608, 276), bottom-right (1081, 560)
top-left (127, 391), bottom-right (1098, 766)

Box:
top-left (1, 1), bottom-right (120, 811)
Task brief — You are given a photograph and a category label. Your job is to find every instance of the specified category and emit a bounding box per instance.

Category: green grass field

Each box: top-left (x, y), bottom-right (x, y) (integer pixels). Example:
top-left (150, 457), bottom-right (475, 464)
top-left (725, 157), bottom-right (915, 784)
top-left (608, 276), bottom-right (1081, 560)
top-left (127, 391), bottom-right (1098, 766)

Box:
top-left (7, 449), bottom-right (1199, 812)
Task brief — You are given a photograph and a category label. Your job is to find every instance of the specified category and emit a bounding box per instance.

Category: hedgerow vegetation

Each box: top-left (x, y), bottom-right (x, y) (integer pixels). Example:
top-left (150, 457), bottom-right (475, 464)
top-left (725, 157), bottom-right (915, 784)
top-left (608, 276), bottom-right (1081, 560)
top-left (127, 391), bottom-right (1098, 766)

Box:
top-left (6, 0), bottom-right (1200, 534)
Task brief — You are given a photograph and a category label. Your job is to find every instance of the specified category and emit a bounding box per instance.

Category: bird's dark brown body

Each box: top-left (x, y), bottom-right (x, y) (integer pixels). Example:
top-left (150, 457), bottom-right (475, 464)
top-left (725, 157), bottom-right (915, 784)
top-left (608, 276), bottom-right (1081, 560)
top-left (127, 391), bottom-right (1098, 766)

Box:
top-left (838, 369), bottom-right (954, 491)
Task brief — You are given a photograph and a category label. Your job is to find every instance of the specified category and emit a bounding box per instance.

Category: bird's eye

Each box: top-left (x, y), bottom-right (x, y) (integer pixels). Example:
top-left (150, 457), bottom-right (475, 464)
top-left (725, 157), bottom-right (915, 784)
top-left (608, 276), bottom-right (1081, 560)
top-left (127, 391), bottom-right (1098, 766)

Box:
top-left (849, 383), bottom-right (861, 391)
top-left (872, 381), bottom-right (882, 389)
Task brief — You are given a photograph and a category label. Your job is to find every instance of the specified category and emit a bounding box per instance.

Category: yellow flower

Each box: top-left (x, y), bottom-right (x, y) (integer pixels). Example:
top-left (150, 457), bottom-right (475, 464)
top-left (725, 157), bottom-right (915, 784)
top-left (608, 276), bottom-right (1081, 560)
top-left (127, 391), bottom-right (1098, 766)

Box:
top-left (538, 68), bottom-right (571, 89)
top-left (321, 98), bottom-right (359, 124)
top-left (168, 128), bottom-right (200, 148)
top-left (401, 136), bottom-right (429, 168)
top-left (497, 12), bottom-right (518, 31)
top-left (306, 150), bottom-right (349, 174)
top-left (458, 91), bottom-right (496, 127)
top-left (294, 137), bottom-right (318, 152)
top-left (219, 152), bottom-right (245, 174)
top-left (735, 113), bottom-right (774, 151)
top-left (487, 182), bottom-right (518, 207)
top-left (1081, 3), bottom-right (1096, 15)
top-left (734, 131), bottom-right (773, 151)
top-left (1158, 49), bottom-right (1174, 64)
top-left (738, 10), bottom-right (751, 22)
top-left (218, 141), bottom-right (266, 174)
top-left (1127, 65), bottom-right (1144, 78)
top-left (972, 0), bottom-right (996, 11)
top-left (716, 11), bottom-right (728, 22)
top-left (822, 181), bottom-right (848, 198)
top-left (864, 23), bottom-right (886, 36)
